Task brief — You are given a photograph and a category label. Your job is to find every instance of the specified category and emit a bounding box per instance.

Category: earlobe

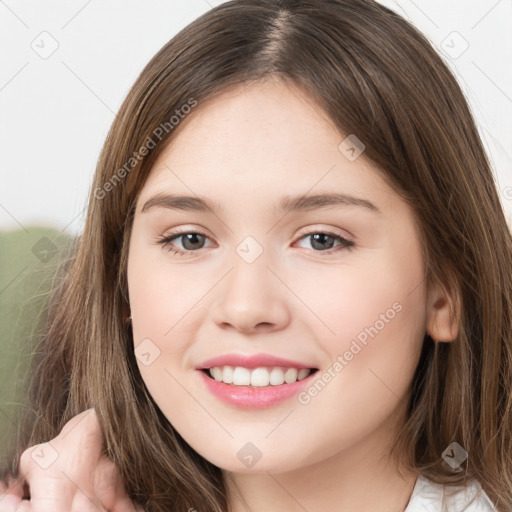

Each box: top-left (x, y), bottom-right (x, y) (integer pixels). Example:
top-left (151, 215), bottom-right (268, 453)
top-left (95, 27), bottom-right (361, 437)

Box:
top-left (426, 281), bottom-right (460, 343)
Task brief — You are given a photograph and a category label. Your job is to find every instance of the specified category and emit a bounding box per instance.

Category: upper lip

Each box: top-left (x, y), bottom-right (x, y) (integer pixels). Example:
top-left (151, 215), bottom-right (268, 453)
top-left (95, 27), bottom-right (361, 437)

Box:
top-left (196, 353), bottom-right (316, 370)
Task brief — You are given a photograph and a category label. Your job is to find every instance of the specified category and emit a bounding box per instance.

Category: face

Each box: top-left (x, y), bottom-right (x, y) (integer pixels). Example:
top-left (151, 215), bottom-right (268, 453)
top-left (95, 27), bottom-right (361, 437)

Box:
top-left (127, 79), bottom-right (428, 474)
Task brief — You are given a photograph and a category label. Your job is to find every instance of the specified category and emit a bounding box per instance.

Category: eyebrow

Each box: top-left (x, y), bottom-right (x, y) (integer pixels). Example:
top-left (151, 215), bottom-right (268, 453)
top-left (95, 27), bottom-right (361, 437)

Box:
top-left (140, 192), bottom-right (381, 216)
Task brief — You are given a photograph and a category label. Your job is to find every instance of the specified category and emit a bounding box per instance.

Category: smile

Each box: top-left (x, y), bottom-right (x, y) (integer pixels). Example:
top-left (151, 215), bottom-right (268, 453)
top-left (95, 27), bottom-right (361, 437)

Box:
top-left (205, 365), bottom-right (315, 387)
top-left (197, 363), bottom-right (319, 409)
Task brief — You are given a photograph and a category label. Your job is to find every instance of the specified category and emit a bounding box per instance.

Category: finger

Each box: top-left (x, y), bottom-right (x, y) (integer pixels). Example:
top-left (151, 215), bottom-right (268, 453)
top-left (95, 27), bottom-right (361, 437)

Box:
top-left (111, 496), bottom-right (144, 512)
top-left (93, 457), bottom-right (134, 511)
top-left (13, 501), bottom-right (31, 512)
top-left (1, 475), bottom-right (28, 512)
top-left (91, 456), bottom-right (143, 512)
top-left (0, 495), bottom-right (21, 512)
top-left (18, 443), bottom-right (41, 481)
top-left (15, 410), bottom-right (114, 512)
top-left (57, 409), bottom-right (102, 450)
top-left (0, 498), bottom-right (19, 512)
top-left (0, 475), bottom-right (24, 512)
top-left (0, 475), bottom-right (24, 498)
top-left (58, 409), bottom-right (97, 439)
top-left (18, 444), bottom-right (78, 512)
top-left (70, 492), bottom-right (106, 512)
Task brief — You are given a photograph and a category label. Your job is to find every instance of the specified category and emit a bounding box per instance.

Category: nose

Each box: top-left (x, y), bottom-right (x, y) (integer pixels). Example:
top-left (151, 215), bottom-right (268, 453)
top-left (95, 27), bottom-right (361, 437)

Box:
top-left (211, 251), bottom-right (291, 334)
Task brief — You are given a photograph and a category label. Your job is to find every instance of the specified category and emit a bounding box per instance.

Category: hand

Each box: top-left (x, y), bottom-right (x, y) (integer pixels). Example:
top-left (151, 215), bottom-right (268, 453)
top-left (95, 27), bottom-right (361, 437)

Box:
top-left (0, 408), bottom-right (143, 512)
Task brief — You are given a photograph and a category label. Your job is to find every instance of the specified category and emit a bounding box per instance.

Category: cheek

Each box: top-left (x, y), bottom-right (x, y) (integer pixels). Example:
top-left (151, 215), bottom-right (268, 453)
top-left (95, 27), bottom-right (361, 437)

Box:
top-left (128, 238), bottom-right (200, 345)
top-left (286, 250), bottom-right (426, 458)
top-left (128, 254), bottom-right (198, 424)
top-left (299, 238), bottom-right (427, 386)
top-left (127, 238), bottom-right (196, 386)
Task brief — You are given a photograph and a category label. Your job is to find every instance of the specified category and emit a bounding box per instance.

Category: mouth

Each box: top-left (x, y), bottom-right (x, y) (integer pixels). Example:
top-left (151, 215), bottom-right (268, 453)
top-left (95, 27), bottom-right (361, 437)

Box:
top-left (195, 353), bottom-right (320, 408)
top-left (200, 365), bottom-right (319, 387)
top-left (197, 364), bottom-right (319, 409)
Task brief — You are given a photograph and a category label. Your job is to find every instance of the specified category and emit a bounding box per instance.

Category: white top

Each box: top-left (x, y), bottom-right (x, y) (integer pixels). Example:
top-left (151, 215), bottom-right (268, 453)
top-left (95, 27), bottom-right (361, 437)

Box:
top-left (404, 475), bottom-right (496, 511)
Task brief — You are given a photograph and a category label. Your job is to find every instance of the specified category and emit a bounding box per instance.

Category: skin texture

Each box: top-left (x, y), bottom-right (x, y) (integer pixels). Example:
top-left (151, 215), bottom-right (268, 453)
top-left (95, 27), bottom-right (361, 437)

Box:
top-left (127, 79), bottom-right (459, 511)
top-left (0, 409), bottom-right (141, 512)
top-left (1, 79), bottom-right (459, 511)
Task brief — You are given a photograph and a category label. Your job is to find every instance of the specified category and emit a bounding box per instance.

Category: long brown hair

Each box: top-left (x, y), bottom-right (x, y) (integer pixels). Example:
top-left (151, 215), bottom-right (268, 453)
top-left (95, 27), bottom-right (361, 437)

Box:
top-left (2, 1), bottom-right (511, 510)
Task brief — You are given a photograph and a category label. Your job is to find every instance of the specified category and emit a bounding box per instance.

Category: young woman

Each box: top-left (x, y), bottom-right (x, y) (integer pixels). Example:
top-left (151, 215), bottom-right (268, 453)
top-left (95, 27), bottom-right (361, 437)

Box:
top-left (1, 1), bottom-right (511, 511)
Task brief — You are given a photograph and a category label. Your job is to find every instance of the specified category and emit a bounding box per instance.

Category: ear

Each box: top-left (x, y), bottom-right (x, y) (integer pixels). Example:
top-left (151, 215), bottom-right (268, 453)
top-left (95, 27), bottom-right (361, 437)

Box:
top-left (426, 279), bottom-right (460, 343)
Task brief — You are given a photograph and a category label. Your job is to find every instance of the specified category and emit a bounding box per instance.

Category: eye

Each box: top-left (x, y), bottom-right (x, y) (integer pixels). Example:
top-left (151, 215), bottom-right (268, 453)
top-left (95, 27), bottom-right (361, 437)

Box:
top-left (294, 230), bottom-right (355, 254)
top-left (157, 230), bottom-right (213, 256)
top-left (156, 228), bottom-right (355, 257)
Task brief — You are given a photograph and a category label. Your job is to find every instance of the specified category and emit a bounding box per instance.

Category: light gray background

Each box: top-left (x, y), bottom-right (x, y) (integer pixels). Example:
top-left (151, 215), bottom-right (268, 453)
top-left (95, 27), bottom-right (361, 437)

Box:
top-left (1, 0), bottom-right (511, 235)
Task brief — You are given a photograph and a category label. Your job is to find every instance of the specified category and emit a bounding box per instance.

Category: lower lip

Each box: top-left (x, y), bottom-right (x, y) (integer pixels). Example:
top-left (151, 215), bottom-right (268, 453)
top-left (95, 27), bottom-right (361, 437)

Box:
top-left (197, 370), bottom-right (316, 409)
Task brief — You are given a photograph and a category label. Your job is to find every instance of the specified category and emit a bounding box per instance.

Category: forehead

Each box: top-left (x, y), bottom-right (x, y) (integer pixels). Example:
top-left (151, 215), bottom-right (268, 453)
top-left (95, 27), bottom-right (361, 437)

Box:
top-left (136, 80), bottom-right (404, 220)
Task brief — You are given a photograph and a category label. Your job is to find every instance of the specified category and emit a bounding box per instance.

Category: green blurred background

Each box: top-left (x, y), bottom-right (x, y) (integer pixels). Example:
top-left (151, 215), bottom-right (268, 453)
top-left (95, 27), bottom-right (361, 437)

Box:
top-left (0, 227), bottom-right (73, 465)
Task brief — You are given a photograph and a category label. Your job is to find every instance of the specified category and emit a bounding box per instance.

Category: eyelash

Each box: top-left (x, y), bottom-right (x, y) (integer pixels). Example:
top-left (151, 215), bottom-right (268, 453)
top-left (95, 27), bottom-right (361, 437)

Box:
top-left (156, 228), bottom-right (355, 257)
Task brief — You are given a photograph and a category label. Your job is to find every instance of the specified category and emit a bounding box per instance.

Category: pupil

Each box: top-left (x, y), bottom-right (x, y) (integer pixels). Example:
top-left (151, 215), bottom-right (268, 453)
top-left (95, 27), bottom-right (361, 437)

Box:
top-left (311, 233), bottom-right (334, 250)
top-left (183, 233), bottom-right (204, 250)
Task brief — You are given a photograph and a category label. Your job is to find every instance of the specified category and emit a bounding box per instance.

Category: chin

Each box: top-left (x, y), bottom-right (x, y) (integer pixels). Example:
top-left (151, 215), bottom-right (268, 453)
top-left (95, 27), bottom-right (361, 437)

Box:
top-left (191, 442), bottom-right (313, 475)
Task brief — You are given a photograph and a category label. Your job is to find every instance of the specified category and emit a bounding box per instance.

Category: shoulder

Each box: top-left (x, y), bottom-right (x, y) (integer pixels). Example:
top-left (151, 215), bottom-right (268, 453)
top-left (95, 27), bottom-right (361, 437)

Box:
top-left (404, 474), bottom-right (496, 511)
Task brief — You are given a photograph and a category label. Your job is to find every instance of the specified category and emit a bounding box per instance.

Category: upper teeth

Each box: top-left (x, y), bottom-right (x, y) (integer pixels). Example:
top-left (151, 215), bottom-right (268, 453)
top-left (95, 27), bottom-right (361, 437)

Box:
top-left (208, 366), bottom-right (312, 386)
